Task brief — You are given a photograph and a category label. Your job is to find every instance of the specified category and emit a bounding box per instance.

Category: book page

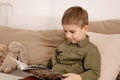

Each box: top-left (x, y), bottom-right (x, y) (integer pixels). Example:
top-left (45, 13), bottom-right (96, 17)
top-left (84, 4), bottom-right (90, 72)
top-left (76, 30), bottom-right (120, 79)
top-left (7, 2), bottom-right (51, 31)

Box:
top-left (10, 57), bottom-right (47, 70)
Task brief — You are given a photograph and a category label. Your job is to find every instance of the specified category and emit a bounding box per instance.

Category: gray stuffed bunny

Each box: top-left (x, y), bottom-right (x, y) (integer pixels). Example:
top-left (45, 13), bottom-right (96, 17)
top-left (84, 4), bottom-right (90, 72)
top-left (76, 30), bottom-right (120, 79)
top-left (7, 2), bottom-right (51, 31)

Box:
top-left (0, 41), bottom-right (28, 73)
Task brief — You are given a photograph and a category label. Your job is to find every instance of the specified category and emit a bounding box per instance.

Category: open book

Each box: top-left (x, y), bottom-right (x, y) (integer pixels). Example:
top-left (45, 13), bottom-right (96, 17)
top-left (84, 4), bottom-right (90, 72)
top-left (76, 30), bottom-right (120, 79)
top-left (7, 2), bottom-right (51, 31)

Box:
top-left (10, 57), bottom-right (47, 70)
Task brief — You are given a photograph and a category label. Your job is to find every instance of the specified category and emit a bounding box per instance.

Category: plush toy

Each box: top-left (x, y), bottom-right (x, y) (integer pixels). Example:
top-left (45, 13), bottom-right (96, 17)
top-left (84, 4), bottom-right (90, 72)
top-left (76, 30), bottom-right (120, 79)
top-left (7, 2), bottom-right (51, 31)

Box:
top-left (0, 41), bottom-right (28, 73)
top-left (0, 44), bottom-right (7, 65)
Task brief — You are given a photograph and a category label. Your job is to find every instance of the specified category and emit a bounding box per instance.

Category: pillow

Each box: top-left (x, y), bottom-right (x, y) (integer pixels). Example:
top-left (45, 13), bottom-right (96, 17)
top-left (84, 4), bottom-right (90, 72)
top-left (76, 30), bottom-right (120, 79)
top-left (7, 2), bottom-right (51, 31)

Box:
top-left (87, 32), bottom-right (120, 80)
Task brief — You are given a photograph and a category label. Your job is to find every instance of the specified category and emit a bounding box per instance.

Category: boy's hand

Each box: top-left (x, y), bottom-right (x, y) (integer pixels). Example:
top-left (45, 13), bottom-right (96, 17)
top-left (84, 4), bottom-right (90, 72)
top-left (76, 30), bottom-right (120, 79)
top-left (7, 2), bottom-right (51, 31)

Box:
top-left (62, 73), bottom-right (82, 80)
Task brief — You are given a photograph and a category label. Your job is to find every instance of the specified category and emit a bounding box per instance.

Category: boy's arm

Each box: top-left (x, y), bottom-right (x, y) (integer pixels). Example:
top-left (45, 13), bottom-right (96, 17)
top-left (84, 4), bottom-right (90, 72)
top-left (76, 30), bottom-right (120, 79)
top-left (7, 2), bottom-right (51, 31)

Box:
top-left (47, 48), bottom-right (58, 69)
top-left (62, 47), bottom-right (100, 80)
top-left (80, 47), bottom-right (101, 80)
top-left (62, 73), bottom-right (82, 80)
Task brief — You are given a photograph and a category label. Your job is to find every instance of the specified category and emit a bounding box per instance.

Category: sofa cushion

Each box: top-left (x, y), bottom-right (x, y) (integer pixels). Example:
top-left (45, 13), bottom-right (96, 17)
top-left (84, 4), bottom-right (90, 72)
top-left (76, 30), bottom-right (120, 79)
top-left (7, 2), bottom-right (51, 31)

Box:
top-left (0, 72), bottom-right (23, 80)
top-left (0, 26), bottom-right (65, 64)
top-left (87, 32), bottom-right (120, 80)
top-left (89, 19), bottom-right (120, 34)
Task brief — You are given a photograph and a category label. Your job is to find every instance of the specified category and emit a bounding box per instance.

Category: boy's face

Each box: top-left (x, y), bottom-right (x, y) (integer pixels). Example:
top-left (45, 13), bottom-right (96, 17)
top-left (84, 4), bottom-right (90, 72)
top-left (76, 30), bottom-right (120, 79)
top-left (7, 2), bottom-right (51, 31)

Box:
top-left (63, 25), bottom-right (88, 43)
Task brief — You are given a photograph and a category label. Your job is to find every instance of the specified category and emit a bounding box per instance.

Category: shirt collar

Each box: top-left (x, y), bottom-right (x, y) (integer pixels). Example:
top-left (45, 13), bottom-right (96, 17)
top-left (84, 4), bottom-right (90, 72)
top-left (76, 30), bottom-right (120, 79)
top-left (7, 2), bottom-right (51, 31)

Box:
top-left (66, 35), bottom-right (89, 47)
top-left (77, 35), bottom-right (89, 47)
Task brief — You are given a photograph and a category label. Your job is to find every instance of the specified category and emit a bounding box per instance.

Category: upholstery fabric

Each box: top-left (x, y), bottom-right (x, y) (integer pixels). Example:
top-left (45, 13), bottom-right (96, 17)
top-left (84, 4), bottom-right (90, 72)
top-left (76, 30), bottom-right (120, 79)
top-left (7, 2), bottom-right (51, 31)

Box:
top-left (87, 32), bottom-right (120, 80)
top-left (0, 26), bottom-right (65, 64)
top-left (89, 19), bottom-right (120, 34)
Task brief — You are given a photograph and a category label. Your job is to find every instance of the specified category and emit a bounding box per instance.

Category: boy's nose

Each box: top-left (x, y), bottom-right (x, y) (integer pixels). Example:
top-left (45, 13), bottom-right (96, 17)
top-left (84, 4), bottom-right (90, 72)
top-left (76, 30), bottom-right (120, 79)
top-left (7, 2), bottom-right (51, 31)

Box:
top-left (66, 33), bottom-right (71, 39)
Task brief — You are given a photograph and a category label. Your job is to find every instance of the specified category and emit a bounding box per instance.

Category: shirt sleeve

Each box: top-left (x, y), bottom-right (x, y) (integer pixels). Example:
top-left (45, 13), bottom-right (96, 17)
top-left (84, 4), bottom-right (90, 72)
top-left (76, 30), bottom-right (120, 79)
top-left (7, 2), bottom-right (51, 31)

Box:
top-left (47, 58), bottom-right (52, 69)
top-left (80, 47), bottom-right (101, 80)
top-left (47, 48), bottom-right (58, 69)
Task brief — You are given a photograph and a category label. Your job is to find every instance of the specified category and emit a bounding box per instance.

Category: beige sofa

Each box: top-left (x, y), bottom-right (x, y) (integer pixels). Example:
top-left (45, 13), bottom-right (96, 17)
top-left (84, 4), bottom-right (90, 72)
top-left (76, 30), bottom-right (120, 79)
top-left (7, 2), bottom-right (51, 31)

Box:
top-left (0, 19), bottom-right (120, 80)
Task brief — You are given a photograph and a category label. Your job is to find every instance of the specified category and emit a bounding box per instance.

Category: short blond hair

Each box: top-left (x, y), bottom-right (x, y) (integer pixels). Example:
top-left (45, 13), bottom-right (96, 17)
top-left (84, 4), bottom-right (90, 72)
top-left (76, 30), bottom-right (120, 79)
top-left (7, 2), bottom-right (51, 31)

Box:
top-left (62, 6), bottom-right (88, 28)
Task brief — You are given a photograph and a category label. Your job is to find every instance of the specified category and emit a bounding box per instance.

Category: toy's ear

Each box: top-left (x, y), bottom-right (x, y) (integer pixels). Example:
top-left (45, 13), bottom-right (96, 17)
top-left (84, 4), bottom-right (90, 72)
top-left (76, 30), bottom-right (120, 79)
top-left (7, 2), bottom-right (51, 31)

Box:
top-left (0, 44), bottom-right (7, 56)
top-left (2, 44), bottom-right (7, 51)
top-left (19, 45), bottom-right (28, 64)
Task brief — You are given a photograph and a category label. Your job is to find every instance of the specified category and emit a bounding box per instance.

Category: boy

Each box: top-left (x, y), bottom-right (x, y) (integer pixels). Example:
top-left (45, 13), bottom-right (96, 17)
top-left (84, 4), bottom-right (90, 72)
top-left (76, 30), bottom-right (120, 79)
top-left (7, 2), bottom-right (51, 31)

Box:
top-left (47, 6), bottom-right (101, 80)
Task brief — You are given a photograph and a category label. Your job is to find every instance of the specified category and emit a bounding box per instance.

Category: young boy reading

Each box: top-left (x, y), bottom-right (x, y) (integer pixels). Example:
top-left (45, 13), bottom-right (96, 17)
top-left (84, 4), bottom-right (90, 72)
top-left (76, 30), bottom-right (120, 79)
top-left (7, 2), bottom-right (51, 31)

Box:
top-left (47, 6), bottom-right (101, 80)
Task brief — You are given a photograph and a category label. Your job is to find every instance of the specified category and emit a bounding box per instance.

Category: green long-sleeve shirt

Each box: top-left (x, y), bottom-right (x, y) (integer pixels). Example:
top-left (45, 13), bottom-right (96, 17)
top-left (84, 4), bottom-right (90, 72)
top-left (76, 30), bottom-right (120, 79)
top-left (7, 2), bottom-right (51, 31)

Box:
top-left (47, 35), bottom-right (101, 80)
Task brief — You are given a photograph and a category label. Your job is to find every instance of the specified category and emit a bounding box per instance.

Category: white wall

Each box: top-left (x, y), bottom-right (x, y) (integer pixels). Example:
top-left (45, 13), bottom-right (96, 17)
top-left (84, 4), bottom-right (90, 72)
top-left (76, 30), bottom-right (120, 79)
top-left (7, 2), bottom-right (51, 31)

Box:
top-left (0, 0), bottom-right (120, 30)
top-left (50, 0), bottom-right (120, 21)
top-left (0, 0), bottom-right (50, 16)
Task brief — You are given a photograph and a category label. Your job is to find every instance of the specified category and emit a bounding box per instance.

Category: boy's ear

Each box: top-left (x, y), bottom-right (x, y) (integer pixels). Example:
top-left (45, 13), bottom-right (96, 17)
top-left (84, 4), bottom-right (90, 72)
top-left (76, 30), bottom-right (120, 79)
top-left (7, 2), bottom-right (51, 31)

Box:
top-left (82, 25), bottom-right (88, 32)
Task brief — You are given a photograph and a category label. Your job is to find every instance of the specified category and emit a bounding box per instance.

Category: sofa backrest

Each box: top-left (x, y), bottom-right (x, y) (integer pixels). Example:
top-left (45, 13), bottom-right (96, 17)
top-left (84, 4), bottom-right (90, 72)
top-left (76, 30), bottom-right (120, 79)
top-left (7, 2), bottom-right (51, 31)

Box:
top-left (0, 27), bottom-right (65, 64)
top-left (0, 19), bottom-right (120, 80)
top-left (89, 19), bottom-right (120, 34)
top-left (0, 19), bottom-right (120, 65)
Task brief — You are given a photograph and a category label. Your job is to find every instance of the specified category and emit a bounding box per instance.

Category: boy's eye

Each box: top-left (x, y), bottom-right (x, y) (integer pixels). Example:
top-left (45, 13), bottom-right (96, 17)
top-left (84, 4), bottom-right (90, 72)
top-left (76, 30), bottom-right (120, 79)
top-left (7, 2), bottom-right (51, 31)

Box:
top-left (64, 30), bottom-right (75, 33)
top-left (70, 31), bottom-right (75, 33)
top-left (64, 30), bottom-right (67, 33)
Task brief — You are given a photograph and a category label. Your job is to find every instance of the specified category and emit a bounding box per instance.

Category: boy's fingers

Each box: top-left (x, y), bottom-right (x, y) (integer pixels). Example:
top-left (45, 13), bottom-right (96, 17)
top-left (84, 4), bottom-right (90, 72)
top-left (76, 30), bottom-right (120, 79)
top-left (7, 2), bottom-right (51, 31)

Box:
top-left (62, 73), bottom-right (72, 77)
top-left (62, 74), bottom-right (69, 78)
